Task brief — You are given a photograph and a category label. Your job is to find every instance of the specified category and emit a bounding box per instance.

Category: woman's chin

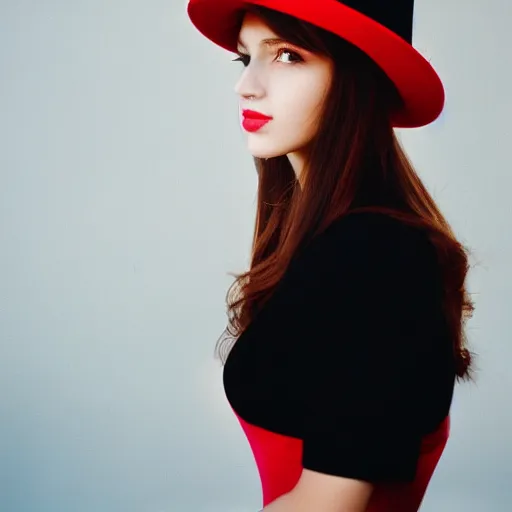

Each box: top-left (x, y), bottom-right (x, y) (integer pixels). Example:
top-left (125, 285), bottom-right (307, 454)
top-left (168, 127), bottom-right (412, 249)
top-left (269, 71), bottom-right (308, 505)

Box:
top-left (247, 144), bottom-right (286, 160)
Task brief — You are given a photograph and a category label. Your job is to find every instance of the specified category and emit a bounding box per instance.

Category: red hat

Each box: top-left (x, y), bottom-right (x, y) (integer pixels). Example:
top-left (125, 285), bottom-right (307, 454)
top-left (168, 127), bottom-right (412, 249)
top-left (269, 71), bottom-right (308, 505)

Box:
top-left (187, 0), bottom-right (445, 128)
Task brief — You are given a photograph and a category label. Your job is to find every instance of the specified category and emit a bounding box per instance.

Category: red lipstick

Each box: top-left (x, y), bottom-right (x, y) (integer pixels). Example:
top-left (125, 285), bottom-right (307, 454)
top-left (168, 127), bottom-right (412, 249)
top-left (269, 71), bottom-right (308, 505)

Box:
top-left (242, 109), bottom-right (273, 132)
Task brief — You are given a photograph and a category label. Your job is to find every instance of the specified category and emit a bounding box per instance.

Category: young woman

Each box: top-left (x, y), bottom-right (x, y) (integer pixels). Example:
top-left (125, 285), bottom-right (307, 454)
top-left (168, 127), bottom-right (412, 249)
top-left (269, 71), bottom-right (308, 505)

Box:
top-left (187, 1), bottom-right (475, 511)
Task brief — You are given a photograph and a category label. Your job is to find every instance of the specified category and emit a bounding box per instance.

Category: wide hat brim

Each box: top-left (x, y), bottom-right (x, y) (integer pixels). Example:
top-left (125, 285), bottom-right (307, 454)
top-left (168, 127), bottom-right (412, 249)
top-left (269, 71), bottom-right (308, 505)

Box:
top-left (187, 0), bottom-right (445, 128)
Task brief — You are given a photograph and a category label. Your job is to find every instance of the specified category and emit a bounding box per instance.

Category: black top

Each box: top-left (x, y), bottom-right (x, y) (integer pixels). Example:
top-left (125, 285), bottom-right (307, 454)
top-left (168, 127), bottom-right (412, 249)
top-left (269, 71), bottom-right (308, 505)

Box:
top-left (223, 212), bottom-right (456, 482)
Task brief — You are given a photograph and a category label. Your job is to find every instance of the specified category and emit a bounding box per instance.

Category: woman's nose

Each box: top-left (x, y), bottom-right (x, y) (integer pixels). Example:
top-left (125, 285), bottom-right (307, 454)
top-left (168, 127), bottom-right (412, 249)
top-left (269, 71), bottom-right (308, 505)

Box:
top-left (234, 66), bottom-right (265, 99)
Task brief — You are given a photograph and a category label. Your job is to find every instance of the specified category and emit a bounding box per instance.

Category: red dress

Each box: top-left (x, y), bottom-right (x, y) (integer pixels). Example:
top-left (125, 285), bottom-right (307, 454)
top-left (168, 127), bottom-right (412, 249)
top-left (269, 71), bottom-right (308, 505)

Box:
top-left (234, 409), bottom-right (449, 511)
top-left (223, 213), bottom-right (456, 511)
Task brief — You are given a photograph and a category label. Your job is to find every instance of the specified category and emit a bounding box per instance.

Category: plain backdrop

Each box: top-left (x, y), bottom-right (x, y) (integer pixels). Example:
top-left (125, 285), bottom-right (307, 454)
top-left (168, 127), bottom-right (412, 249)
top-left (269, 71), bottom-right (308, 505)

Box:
top-left (1, 0), bottom-right (510, 511)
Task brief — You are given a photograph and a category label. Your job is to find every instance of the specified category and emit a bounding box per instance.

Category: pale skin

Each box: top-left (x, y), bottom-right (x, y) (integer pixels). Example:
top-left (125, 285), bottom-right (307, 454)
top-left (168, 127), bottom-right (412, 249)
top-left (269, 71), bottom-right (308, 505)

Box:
top-left (260, 471), bottom-right (373, 512)
top-left (234, 12), bottom-right (375, 512)
top-left (234, 12), bottom-right (333, 188)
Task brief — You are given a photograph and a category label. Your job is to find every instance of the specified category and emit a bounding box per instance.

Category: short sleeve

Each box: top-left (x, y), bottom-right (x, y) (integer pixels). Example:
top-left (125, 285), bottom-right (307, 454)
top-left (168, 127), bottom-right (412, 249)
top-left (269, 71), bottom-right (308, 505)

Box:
top-left (288, 214), bottom-right (438, 483)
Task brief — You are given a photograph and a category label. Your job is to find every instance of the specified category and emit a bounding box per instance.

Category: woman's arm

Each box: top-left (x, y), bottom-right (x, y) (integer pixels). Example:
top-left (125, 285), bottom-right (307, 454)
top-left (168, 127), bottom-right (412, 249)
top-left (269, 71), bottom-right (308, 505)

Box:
top-left (257, 214), bottom-right (439, 511)
top-left (261, 468), bottom-right (373, 512)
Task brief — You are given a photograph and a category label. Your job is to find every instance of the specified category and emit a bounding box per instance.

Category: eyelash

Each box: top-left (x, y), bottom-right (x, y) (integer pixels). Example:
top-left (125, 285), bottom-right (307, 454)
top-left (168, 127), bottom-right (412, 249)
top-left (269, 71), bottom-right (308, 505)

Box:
top-left (232, 47), bottom-right (304, 67)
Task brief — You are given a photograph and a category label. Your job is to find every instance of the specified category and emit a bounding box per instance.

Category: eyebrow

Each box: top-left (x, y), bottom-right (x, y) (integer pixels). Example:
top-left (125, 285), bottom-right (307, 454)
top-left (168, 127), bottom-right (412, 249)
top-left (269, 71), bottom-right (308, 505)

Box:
top-left (236, 37), bottom-right (289, 51)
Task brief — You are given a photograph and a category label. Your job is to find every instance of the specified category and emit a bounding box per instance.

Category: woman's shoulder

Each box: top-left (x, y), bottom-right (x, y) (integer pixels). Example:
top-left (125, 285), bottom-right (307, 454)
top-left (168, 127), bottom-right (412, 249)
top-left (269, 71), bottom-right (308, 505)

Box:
top-left (298, 211), bottom-right (436, 270)
top-left (325, 210), bottom-right (426, 242)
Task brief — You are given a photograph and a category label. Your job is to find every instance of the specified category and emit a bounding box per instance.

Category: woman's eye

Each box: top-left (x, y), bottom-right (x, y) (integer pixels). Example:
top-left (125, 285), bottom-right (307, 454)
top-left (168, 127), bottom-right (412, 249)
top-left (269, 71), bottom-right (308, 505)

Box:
top-left (231, 48), bottom-right (302, 68)
top-left (275, 48), bottom-right (303, 64)
top-left (232, 54), bottom-right (250, 67)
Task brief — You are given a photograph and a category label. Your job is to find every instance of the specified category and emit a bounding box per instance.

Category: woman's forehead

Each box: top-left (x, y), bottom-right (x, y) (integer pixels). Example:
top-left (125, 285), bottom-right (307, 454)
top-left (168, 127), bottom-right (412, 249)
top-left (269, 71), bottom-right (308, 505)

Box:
top-left (237, 12), bottom-right (279, 47)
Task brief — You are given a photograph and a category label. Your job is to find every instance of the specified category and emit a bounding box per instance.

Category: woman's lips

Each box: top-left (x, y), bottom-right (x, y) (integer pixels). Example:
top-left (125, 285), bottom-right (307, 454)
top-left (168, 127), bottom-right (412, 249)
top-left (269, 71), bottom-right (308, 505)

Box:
top-left (242, 117), bottom-right (271, 132)
top-left (241, 109), bottom-right (273, 132)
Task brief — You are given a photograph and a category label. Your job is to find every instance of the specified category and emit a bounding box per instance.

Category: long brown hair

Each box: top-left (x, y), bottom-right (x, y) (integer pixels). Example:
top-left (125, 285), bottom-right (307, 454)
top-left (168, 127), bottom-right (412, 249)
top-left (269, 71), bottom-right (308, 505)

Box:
top-left (215, 5), bottom-right (476, 381)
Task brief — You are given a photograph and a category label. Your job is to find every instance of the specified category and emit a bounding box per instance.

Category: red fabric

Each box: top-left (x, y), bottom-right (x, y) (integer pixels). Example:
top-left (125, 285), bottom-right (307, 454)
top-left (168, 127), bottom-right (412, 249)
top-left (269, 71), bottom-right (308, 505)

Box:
top-left (232, 407), bottom-right (450, 511)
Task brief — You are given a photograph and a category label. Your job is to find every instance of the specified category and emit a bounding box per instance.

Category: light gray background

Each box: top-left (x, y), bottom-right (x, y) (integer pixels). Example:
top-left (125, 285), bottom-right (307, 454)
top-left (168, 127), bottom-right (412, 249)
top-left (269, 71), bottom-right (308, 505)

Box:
top-left (1, 0), bottom-right (510, 511)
